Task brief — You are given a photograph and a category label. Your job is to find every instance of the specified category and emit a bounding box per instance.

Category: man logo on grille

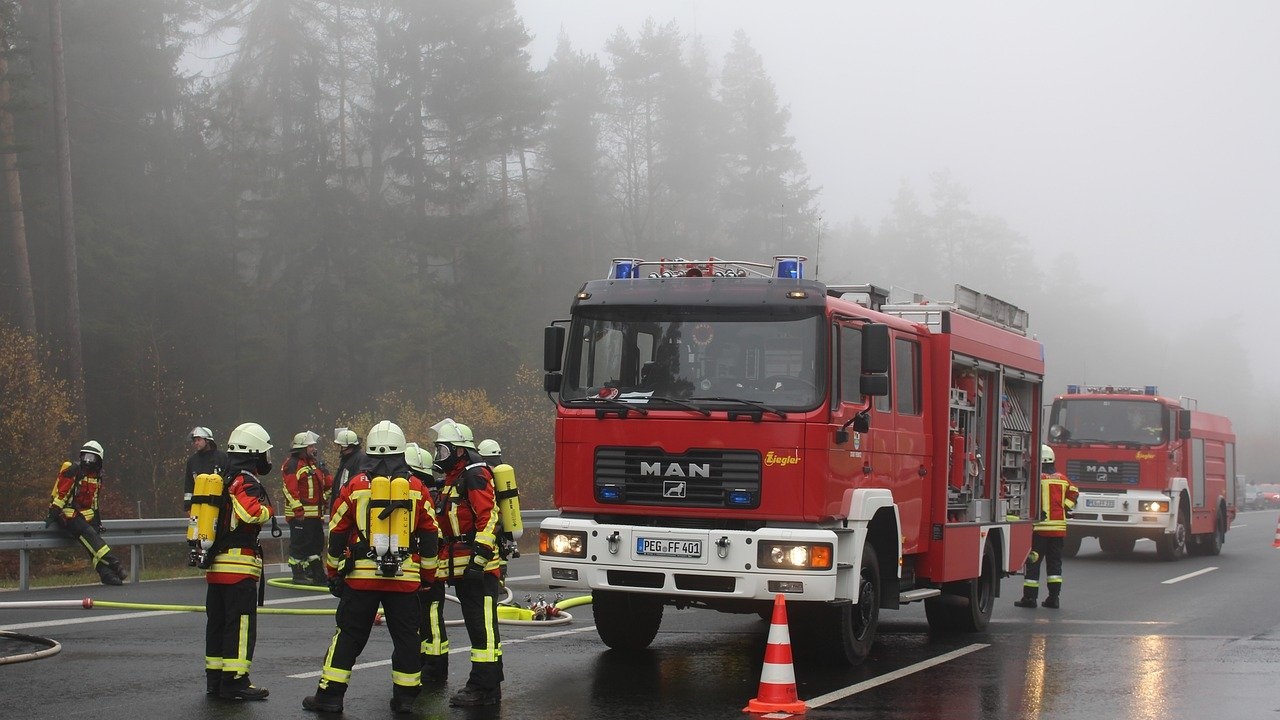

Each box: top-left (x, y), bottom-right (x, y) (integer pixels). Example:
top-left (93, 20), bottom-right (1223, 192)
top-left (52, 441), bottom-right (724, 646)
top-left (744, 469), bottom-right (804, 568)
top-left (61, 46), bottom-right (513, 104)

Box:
top-left (663, 480), bottom-right (687, 498)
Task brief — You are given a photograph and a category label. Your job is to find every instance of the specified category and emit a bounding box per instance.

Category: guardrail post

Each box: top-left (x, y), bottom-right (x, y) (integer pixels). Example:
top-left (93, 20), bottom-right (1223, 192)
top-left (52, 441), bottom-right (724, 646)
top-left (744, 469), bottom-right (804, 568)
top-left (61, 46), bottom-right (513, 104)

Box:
top-left (131, 544), bottom-right (141, 584)
top-left (20, 548), bottom-right (30, 592)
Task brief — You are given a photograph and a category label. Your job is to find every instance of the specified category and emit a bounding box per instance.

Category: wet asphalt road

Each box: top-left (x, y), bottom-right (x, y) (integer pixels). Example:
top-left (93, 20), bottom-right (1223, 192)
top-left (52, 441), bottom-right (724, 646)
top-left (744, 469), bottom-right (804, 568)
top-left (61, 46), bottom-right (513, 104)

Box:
top-left (3, 511), bottom-right (1279, 720)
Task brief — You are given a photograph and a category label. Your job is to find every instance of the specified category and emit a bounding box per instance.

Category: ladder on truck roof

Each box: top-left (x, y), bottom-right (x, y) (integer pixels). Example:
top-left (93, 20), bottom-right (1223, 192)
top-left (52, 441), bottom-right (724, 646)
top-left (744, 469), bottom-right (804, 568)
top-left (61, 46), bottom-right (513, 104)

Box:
top-left (879, 284), bottom-right (1030, 335)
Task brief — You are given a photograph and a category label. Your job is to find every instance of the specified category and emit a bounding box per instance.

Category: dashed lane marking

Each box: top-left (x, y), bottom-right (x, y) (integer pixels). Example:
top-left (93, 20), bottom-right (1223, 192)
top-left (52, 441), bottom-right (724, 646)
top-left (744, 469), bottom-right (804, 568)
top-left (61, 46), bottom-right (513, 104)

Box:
top-left (804, 643), bottom-right (988, 708)
top-left (1162, 567), bottom-right (1218, 584)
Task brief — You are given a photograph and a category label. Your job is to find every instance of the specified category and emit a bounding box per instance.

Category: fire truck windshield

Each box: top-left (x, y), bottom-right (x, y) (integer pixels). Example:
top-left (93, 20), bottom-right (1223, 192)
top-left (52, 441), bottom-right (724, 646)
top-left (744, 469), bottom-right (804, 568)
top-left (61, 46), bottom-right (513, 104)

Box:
top-left (1047, 399), bottom-right (1169, 447)
top-left (561, 310), bottom-right (823, 411)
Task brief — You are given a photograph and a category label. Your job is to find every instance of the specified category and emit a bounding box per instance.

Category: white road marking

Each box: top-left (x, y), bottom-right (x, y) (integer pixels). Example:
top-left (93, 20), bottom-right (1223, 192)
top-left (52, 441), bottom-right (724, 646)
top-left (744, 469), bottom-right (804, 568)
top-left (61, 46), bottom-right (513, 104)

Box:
top-left (287, 625), bottom-right (599, 678)
top-left (804, 643), bottom-right (988, 708)
top-left (1162, 567), bottom-right (1218, 584)
top-left (0, 589), bottom-right (336, 632)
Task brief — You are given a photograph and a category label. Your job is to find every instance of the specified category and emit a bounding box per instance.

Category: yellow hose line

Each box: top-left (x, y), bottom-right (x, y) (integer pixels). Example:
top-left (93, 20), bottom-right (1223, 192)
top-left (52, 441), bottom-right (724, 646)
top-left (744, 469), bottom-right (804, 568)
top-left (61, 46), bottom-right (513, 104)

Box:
top-left (86, 599), bottom-right (336, 615)
top-left (556, 595), bottom-right (593, 610)
top-left (266, 578), bottom-right (329, 592)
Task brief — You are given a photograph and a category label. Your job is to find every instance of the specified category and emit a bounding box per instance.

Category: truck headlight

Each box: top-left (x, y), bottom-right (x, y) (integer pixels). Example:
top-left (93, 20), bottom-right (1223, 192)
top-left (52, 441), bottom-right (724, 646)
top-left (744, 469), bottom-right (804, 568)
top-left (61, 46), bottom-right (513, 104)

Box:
top-left (540, 529), bottom-right (587, 558)
top-left (758, 542), bottom-right (833, 570)
top-left (1139, 500), bottom-right (1168, 513)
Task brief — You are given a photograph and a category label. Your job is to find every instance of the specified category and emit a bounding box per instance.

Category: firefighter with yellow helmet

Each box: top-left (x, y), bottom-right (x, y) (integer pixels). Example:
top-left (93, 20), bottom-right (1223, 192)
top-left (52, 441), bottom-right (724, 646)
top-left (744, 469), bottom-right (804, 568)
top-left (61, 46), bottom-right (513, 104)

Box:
top-left (200, 422), bottom-right (276, 700)
top-left (46, 440), bottom-right (127, 585)
top-left (1015, 445), bottom-right (1079, 610)
top-left (282, 430), bottom-right (331, 585)
top-left (303, 421), bottom-right (440, 715)
top-left (429, 418), bottom-right (504, 707)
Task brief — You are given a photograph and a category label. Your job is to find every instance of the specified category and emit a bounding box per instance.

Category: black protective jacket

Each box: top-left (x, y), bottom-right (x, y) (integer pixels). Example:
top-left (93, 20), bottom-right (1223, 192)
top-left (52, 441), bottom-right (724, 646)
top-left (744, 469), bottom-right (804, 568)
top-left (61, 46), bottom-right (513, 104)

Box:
top-left (184, 443), bottom-right (232, 511)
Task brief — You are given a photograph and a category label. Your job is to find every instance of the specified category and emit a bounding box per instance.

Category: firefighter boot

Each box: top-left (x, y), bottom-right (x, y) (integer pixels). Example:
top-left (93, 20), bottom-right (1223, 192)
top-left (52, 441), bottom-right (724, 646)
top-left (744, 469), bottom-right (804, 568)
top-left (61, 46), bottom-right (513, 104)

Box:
top-left (291, 562), bottom-right (309, 584)
top-left (390, 685), bottom-right (421, 715)
top-left (106, 554), bottom-right (128, 583)
top-left (218, 673), bottom-right (269, 701)
top-left (449, 684), bottom-right (502, 707)
top-left (1042, 587), bottom-right (1061, 609)
top-left (421, 654), bottom-right (448, 687)
top-left (307, 559), bottom-right (327, 586)
top-left (1014, 587), bottom-right (1038, 609)
top-left (206, 670), bottom-right (222, 696)
top-left (96, 562), bottom-right (123, 586)
top-left (302, 682), bottom-right (346, 713)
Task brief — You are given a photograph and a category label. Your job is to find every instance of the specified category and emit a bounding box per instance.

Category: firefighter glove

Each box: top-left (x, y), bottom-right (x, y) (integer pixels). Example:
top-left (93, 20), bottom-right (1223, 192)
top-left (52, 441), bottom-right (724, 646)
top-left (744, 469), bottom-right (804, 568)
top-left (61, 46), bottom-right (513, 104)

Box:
top-left (45, 507), bottom-right (62, 528)
top-left (326, 575), bottom-right (346, 599)
top-left (462, 556), bottom-right (485, 582)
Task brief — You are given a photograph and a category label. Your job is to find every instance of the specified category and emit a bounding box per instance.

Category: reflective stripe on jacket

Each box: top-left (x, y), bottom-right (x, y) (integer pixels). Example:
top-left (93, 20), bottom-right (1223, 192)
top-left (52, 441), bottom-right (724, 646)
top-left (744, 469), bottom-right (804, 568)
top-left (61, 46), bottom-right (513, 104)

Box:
top-left (206, 473), bottom-right (272, 584)
top-left (1034, 472), bottom-right (1079, 536)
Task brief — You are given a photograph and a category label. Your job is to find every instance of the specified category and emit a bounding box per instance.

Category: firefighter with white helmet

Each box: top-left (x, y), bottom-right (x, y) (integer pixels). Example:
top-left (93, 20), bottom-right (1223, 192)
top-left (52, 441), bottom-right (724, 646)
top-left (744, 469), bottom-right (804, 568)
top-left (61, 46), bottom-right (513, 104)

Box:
top-left (329, 427), bottom-right (366, 514)
top-left (282, 430), bottom-right (331, 585)
top-left (304, 421), bottom-right (440, 715)
top-left (46, 440), bottom-right (127, 585)
top-left (202, 422), bottom-right (277, 700)
top-left (426, 418), bottom-right (504, 706)
top-left (1015, 445), bottom-right (1079, 610)
top-left (184, 426), bottom-right (229, 512)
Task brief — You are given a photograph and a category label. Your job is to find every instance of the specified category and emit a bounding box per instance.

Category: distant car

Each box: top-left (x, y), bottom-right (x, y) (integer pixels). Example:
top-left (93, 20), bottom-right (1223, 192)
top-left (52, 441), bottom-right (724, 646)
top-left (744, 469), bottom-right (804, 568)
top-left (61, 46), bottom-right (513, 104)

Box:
top-left (1243, 488), bottom-right (1262, 510)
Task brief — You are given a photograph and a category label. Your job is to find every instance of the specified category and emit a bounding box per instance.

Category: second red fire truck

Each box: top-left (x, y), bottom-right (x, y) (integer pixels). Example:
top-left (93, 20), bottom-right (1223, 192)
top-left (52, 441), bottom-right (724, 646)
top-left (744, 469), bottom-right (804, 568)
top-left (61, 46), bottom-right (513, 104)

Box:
top-left (539, 256), bottom-right (1045, 664)
top-left (1046, 385), bottom-right (1237, 560)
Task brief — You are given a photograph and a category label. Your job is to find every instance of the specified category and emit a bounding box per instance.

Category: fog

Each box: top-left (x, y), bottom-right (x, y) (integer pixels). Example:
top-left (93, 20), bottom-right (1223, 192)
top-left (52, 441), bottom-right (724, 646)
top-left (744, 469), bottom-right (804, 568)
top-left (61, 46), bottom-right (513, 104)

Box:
top-left (518, 0), bottom-right (1280, 398)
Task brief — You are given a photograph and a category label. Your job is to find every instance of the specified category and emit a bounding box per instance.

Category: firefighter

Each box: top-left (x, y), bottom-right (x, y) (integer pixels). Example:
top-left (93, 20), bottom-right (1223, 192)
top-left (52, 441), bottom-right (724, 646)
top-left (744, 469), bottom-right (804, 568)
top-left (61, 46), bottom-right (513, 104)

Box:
top-left (303, 421), bottom-right (439, 716)
top-left (203, 422), bottom-right (276, 700)
top-left (184, 426), bottom-right (230, 512)
top-left (1016, 445), bottom-right (1079, 609)
top-left (46, 441), bottom-right (127, 585)
top-left (282, 430), bottom-right (331, 585)
top-left (405, 442), bottom-right (449, 686)
top-left (429, 418), bottom-right (504, 707)
top-left (329, 427), bottom-right (366, 515)
top-left (477, 438), bottom-right (522, 574)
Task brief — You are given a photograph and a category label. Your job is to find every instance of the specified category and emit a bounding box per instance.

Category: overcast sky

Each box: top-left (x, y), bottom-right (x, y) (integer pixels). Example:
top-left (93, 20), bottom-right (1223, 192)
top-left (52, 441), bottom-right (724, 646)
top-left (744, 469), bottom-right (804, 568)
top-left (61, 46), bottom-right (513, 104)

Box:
top-left (515, 1), bottom-right (1280, 392)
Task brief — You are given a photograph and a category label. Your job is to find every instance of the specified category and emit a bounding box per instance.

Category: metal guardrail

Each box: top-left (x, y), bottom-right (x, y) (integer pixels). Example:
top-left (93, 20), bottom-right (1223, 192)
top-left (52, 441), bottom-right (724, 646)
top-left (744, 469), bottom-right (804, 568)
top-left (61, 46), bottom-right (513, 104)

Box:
top-left (0, 509), bottom-right (559, 592)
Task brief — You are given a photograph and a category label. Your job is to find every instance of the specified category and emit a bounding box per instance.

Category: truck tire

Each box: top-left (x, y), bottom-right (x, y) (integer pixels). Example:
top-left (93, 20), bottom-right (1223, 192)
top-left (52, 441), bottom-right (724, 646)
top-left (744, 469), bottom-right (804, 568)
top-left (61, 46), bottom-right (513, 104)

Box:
top-left (1199, 509), bottom-right (1226, 557)
top-left (924, 541), bottom-right (995, 634)
top-left (1099, 536), bottom-right (1135, 555)
top-left (593, 589), bottom-right (663, 651)
top-left (1156, 506), bottom-right (1190, 561)
top-left (795, 546), bottom-right (880, 665)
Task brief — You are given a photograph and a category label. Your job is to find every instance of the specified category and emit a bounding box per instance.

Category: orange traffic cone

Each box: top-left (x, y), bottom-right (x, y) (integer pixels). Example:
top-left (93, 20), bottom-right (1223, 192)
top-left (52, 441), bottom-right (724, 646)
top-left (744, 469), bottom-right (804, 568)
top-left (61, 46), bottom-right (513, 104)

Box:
top-left (1272, 515), bottom-right (1280, 548)
top-left (744, 594), bottom-right (806, 715)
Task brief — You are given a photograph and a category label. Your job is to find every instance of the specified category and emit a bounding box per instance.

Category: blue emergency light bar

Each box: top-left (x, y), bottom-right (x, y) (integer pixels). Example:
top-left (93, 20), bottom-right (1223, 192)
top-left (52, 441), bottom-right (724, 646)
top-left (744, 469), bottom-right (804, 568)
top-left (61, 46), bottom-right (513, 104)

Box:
top-left (605, 255), bottom-right (806, 280)
top-left (1066, 385), bottom-right (1158, 396)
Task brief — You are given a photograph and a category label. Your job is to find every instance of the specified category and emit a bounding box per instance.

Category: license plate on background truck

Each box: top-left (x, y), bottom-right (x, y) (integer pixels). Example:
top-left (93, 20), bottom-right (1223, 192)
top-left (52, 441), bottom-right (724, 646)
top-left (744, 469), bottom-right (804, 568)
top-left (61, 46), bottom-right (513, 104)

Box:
top-left (1086, 499), bottom-right (1115, 508)
top-left (636, 537), bottom-right (702, 558)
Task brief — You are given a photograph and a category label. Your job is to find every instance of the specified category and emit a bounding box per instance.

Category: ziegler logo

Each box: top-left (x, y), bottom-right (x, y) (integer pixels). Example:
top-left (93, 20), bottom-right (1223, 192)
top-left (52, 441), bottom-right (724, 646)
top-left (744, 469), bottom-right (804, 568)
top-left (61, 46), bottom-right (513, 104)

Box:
top-left (1135, 451), bottom-right (1155, 460)
top-left (765, 451), bottom-right (800, 467)
top-left (663, 480), bottom-right (687, 498)
top-left (640, 461), bottom-right (710, 478)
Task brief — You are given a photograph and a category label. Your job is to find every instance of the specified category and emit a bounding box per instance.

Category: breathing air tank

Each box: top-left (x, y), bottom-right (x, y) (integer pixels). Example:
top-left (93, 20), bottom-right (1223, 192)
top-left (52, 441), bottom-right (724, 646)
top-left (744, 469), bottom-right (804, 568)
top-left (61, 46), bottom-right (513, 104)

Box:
top-left (196, 473), bottom-right (224, 552)
top-left (370, 476), bottom-right (391, 557)
top-left (390, 477), bottom-right (411, 555)
top-left (493, 464), bottom-right (523, 540)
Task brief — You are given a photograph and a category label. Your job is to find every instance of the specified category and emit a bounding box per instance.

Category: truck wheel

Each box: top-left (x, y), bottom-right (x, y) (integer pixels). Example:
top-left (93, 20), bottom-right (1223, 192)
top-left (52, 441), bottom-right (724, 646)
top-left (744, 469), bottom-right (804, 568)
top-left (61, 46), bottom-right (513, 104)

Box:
top-left (925, 541), bottom-right (995, 633)
top-left (592, 589), bottom-right (663, 651)
top-left (1200, 510), bottom-right (1226, 556)
top-left (796, 546), bottom-right (880, 665)
top-left (1099, 536), bottom-right (1135, 555)
top-left (1062, 534), bottom-right (1082, 558)
top-left (1156, 507), bottom-right (1190, 561)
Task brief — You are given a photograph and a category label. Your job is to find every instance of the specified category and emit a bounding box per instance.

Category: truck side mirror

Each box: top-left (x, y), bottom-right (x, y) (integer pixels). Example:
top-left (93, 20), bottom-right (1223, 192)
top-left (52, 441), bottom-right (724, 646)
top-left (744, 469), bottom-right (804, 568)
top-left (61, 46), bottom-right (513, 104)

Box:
top-left (1177, 409), bottom-right (1191, 439)
top-left (544, 325), bottom-right (566, 372)
top-left (544, 372), bottom-right (563, 393)
top-left (860, 374), bottom-right (889, 397)
top-left (862, 323), bottom-right (890, 374)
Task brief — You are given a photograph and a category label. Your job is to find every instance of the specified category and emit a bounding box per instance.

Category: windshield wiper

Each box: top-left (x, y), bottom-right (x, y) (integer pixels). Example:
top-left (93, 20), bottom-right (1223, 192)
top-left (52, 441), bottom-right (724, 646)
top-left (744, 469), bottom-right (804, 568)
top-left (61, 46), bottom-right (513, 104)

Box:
top-left (562, 396), bottom-right (649, 416)
top-left (689, 396), bottom-right (787, 419)
top-left (646, 395), bottom-right (711, 416)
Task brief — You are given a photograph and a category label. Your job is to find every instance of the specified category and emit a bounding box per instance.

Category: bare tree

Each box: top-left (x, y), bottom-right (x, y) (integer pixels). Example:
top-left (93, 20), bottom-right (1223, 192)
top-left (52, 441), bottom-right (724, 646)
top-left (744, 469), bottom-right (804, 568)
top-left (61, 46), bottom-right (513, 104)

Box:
top-left (0, 17), bottom-right (34, 334)
top-left (48, 0), bottom-right (84, 425)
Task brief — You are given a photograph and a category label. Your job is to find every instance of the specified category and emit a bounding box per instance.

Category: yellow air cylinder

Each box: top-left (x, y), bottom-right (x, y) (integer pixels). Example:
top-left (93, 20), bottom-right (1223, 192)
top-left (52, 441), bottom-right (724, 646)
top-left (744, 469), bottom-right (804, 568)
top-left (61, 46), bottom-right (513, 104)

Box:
top-left (493, 464), bottom-right (523, 540)
top-left (187, 474), bottom-right (205, 543)
top-left (196, 473), bottom-right (223, 551)
top-left (370, 476), bottom-right (391, 557)
top-left (390, 477), bottom-right (411, 554)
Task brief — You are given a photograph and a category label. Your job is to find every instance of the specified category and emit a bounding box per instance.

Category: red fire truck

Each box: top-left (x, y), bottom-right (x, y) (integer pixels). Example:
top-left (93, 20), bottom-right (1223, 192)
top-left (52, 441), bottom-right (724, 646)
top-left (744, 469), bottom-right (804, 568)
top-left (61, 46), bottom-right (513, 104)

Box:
top-left (539, 256), bottom-right (1045, 664)
top-left (1046, 385), bottom-right (1237, 560)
